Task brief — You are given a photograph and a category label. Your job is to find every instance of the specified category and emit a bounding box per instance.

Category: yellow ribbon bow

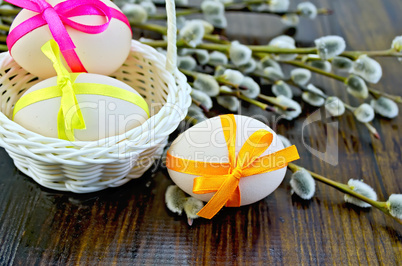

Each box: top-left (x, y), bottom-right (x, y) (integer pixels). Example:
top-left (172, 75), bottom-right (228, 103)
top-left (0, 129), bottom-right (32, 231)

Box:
top-left (166, 114), bottom-right (300, 219)
top-left (41, 39), bottom-right (86, 141)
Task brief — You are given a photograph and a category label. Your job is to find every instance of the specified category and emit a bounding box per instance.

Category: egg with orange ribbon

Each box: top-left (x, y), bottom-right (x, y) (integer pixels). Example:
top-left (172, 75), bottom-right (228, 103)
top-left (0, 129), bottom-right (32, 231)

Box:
top-left (7, 0), bottom-right (132, 79)
top-left (166, 114), bottom-right (300, 219)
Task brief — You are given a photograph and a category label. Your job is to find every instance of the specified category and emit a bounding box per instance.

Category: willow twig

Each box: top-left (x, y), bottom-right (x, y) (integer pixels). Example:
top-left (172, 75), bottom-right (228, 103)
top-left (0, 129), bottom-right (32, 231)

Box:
top-left (288, 163), bottom-right (401, 224)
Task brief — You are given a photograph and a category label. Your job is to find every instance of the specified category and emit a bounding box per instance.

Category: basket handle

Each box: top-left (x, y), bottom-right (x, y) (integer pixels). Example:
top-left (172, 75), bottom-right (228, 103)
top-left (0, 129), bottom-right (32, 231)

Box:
top-left (165, 0), bottom-right (177, 74)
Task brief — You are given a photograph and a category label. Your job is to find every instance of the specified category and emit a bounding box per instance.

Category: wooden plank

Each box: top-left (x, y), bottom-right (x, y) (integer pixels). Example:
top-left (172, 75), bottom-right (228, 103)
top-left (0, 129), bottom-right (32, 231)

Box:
top-left (0, 0), bottom-right (401, 264)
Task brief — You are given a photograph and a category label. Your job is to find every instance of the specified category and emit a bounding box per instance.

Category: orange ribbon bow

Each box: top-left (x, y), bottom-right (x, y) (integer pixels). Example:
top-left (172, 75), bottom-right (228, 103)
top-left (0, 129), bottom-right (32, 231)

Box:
top-left (166, 114), bottom-right (300, 219)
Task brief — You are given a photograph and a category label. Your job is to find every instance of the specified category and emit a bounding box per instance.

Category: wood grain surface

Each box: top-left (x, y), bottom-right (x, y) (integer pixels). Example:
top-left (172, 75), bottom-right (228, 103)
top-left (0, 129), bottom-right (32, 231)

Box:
top-left (1, 0), bottom-right (402, 264)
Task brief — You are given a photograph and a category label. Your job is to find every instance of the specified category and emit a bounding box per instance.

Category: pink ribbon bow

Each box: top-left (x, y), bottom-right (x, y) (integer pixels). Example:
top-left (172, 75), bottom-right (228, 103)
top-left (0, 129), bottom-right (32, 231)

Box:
top-left (6, 0), bottom-right (131, 72)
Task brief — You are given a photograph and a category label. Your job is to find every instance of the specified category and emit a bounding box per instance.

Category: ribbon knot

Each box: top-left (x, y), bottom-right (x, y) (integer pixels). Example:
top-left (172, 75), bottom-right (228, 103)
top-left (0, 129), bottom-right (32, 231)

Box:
top-left (59, 77), bottom-right (73, 90)
top-left (231, 167), bottom-right (243, 180)
top-left (6, 0), bottom-right (131, 72)
top-left (166, 114), bottom-right (300, 219)
top-left (41, 5), bottom-right (57, 22)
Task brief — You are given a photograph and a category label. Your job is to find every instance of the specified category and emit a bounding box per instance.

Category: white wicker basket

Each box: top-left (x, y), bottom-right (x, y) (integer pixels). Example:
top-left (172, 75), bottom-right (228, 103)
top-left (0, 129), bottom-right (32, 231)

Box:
top-left (0, 0), bottom-right (191, 193)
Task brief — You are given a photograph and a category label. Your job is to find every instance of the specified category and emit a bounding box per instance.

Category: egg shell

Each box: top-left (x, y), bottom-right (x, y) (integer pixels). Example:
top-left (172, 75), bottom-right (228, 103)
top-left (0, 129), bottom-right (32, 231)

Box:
top-left (9, 0), bottom-right (132, 79)
top-left (167, 115), bottom-right (286, 206)
top-left (13, 74), bottom-right (148, 141)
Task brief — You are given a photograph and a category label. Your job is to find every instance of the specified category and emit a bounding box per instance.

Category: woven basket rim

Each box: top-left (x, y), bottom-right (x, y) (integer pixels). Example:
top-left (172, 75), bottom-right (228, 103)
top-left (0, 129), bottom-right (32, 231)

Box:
top-left (0, 40), bottom-right (190, 155)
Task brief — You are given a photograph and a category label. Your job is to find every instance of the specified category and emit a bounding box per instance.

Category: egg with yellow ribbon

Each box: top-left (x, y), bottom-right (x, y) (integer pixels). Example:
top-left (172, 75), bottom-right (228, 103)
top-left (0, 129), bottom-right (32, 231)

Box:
top-left (166, 114), bottom-right (300, 219)
top-left (7, 0), bottom-right (132, 79)
top-left (12, 40), bottom-right (149, 142)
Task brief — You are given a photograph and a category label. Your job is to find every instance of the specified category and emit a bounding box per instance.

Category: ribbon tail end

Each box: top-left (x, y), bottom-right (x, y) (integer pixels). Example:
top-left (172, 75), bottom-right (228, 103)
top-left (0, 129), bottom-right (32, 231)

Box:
top-left (196, 208), bottom-right (219, 220)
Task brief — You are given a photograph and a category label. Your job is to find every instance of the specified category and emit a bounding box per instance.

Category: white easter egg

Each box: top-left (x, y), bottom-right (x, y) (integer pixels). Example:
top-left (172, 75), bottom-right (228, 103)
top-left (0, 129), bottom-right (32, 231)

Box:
top-left (167, 115), bottom-right (287, 206)
top-left (13, 74), bottom-right (149, 141)
top-left (9, 0), bottom-right (132, 79)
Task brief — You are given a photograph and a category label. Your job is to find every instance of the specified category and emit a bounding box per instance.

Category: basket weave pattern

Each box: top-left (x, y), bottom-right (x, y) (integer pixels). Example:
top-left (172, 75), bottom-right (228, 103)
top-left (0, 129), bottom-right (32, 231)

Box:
top-left (0, 37), bottom-right (191, 192)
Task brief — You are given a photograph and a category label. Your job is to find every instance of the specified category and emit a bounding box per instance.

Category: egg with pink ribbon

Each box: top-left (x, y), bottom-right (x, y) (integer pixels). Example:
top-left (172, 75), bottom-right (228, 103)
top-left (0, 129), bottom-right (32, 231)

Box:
top-left (7, 0), bottom-right (132, 79)
top-left (166, 114), bottom-right (300, 219)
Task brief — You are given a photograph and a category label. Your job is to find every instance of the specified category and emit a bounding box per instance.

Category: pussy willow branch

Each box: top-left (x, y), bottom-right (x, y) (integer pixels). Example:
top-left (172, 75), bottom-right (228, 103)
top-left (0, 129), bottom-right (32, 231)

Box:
top-left (140, 39), bottom-right (397, 137)
top-left (154, 0), bottom-right (272, 8)
top-left (288, 163), bottom-right (402, 225)
top-left (224, 7), bottom-right (332, 16)
top-left (0, 7), bottom-right (20, 16)
top-left (220, 52), bottom-right (380, 137)
top-left (181, 67), bottom-right (295, 111)
top-left (341, 49), bottom-right (402, 60)
top-left (180, 68), bottom-right (277, 112)
top-left (152, 0), bottom-right (282, 9)
top-left (212, 61), bottom-right (306, 111)
top-left (0, 24), bottom-right (10, 32)
top-left (285, 60), bottom-right (402, 103)
top-left (0, 4), bottom-right (330, 21)
top-left (139, 35), bottom-right (399, 139)
top-left (149, 9), bottom-right (201, 20)
top-left (215, 76), bottom-right (295, 111)
top-left (0, 7), bottom-right (400, 60)
top-left (134, 23), bottom-right (317, 54)
top-left (219, 89), bottom-right (276, 112)
top-left (204, 65), bottom-right (294, 111)
top-left (135, 23), bottom-right (402, 61)
top-left (251, 65), bottom-right (380, 138)
top-left (198, 56), bottom-right (380, 139)
top-left (150, 5), bottom-right (331, 20)
top-left (341, 102), bottom-right (381, 139)
top-left (191, 98), bottom-right (210, 112)
top-left (298, 83), bottom-right (380, 138)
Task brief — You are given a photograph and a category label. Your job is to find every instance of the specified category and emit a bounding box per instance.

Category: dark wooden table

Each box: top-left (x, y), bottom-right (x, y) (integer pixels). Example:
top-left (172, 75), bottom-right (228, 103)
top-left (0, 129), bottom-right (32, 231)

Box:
top-left (1, 0), bottom-right (402, 264)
